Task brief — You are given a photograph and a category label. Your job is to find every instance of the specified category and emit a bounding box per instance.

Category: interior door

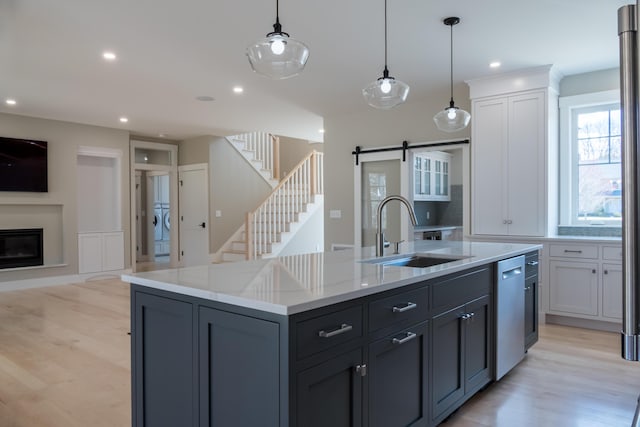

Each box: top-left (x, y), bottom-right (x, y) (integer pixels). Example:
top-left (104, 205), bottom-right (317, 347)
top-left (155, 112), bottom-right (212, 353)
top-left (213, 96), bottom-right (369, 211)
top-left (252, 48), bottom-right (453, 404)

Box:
top-left (354, 150), bottom-right (409, 250)
top-left (179, 165), bottom-right (210, 266)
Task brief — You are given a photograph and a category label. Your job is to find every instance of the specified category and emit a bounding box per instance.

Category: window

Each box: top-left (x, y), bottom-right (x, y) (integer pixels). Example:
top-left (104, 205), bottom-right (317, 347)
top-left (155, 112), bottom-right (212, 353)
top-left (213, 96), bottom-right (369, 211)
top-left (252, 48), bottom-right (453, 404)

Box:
top-left (559, 91), bottom-right (621, 227)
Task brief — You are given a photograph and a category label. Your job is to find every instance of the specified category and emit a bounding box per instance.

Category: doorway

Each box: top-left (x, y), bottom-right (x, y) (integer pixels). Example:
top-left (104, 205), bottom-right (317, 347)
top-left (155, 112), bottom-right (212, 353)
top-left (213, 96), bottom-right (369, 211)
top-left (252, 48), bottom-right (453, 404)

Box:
top-left (130, 141), bottom-right (178, 272)
top-left (354, 151), bottom-right (410, 248)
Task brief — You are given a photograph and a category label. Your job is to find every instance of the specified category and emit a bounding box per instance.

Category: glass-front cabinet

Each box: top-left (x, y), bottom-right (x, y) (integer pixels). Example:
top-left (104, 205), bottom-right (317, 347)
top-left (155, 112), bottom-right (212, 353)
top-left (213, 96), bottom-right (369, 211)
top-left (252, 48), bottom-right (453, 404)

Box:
top-left (413, 151), bottom-right (451, 201)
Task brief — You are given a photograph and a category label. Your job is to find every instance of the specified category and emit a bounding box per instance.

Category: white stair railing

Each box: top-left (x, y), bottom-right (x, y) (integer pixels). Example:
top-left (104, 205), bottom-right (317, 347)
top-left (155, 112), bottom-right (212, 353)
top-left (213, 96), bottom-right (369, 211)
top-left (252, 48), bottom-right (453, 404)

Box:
top-left (233, 132), bottom-right (280, 182)
top-left (246, 151), bottom-right (323, 260)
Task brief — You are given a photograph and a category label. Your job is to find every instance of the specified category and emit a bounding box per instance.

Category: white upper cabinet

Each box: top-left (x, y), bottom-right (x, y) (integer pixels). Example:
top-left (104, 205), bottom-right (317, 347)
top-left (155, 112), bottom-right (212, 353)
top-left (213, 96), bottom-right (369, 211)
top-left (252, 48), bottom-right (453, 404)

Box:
top-left (413, 151), bottom-right (451, 202)
top-left (468, 66), bottom-right (560, 237)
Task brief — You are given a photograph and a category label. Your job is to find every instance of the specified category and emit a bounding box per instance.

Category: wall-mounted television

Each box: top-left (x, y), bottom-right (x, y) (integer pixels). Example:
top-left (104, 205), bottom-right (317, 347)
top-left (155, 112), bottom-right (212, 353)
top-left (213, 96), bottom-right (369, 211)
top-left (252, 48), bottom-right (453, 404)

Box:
top-left (0, 137), bottom-right (48, 192)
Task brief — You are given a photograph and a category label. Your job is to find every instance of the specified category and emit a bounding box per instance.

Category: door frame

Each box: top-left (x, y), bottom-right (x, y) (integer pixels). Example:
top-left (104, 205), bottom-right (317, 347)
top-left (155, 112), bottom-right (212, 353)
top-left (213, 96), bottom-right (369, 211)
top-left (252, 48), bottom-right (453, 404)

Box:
top-left (353, 150), bottom-right (410, 249)
top-left (130, 140), bottom-right (179, 272)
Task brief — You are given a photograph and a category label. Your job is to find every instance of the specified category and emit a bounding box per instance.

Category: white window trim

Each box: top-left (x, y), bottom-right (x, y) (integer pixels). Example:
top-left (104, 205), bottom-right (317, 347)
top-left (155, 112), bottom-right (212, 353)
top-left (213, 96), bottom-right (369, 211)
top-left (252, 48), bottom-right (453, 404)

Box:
top-left (558, 89), bottom-right (620, 226)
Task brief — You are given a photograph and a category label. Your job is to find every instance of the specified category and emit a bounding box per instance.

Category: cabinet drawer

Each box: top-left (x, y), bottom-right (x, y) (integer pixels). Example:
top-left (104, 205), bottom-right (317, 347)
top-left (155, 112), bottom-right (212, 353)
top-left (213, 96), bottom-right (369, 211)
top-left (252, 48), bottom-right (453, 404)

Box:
top-left (549, 244), bottom-right (598, 259)
top-left (602, 246), bottom-right (623, 262)
top-left (369, 286), bottom-right (429, 333)
top-left (525, 251), bottom-right (539, 278)
top-left (296, 306), bottom-right (363, 359)
top-left (432, 267), bottom-right (493, 314)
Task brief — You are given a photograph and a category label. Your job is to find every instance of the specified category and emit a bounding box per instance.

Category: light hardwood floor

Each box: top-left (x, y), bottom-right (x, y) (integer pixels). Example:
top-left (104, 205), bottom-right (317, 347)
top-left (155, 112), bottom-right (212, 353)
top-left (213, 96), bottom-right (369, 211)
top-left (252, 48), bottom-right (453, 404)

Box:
top-left (0, 279), bottom-right (639, 426)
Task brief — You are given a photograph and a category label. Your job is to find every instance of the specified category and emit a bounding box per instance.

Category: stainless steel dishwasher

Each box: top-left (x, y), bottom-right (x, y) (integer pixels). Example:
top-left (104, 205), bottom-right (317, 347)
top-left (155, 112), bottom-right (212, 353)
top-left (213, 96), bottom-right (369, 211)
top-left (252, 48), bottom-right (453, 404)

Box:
top-left (496, 255), bottom-right (525, 380)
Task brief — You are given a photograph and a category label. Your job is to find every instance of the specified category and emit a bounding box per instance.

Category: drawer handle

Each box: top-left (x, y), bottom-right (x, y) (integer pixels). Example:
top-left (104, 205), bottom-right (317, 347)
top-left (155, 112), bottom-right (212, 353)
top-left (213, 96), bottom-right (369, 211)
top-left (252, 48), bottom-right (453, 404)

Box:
top-left (392, 302), bottom-right (417, 313)
top-left (318, 323), bottom-right (353, 338)
top-left (526, 260), bottom-right (539, 266)
top-left (392, 332), bottom-right (417, 345)
top-left (564, 249), bottom-right (583, 254)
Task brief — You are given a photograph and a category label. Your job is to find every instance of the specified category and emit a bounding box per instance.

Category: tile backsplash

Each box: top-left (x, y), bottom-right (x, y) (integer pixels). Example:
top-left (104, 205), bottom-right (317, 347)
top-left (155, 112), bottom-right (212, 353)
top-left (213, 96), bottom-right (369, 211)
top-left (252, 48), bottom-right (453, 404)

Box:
top-left (414, 185), bottom-right (463, 226)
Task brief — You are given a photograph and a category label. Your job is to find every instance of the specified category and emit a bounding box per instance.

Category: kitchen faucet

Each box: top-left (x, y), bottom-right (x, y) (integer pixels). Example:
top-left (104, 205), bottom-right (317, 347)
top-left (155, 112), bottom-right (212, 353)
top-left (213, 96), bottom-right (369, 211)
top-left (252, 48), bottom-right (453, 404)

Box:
top-left (376, 195), bottom-right (418, 257)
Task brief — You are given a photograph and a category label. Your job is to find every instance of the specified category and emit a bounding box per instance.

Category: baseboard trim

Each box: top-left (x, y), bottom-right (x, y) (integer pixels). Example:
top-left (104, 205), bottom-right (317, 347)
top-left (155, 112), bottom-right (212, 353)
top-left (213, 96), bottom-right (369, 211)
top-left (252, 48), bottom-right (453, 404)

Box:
top-left (0, 269), bottom-right (133, 292)
top-left (545, 313), bottom-right (621, 333)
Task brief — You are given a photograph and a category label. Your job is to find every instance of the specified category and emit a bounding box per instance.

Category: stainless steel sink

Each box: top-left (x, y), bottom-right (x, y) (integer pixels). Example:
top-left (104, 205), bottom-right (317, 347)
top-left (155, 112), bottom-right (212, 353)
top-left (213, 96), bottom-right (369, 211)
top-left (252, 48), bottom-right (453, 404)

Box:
top-left (361, 253), bottom-right (471, 268)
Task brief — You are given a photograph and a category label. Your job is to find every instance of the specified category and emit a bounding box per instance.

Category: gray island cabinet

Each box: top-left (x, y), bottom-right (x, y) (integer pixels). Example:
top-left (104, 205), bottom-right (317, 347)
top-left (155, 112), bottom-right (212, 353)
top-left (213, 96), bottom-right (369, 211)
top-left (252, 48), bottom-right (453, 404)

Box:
top-left (125, 241), bottom-right (540, 427)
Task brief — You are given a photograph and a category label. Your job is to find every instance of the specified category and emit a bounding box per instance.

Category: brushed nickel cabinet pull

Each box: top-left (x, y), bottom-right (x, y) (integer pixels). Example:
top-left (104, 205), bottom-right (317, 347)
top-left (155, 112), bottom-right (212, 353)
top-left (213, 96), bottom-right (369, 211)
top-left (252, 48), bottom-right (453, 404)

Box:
top-left (392, 302), bottom-right (417, 313)
top-left (392, 332), bottom-right (417, 345)
top-left (318, 323), bottom-right (353, 338)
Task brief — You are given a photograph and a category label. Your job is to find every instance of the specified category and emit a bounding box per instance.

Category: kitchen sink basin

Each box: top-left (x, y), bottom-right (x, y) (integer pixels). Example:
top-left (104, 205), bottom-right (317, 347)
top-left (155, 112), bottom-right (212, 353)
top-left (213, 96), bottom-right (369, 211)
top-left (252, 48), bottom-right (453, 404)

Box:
top-left (361, 253), bottom-right (471, 268)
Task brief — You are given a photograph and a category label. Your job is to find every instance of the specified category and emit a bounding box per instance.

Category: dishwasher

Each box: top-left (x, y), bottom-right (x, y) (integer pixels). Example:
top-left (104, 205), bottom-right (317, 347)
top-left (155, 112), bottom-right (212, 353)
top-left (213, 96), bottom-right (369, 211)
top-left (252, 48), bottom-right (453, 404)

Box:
top-left (496, 255), bottom-right (525, 380)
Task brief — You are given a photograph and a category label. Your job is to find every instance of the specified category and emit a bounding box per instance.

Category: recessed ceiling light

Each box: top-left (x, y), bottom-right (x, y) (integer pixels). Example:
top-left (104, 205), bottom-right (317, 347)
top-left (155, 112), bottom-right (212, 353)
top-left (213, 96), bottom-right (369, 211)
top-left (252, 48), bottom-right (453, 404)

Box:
top-left (196, 95), bottom-right (215, 102)
top-left (103, 51), bottom-right (117, 61)
top-left (119, 117), bottom-right (128, 123)
top-left (5, 99), bottom-right (16, 106)
top-left (318, 129), bottom-right (325, 134)
top-left (490, 61), bottom-right (501, 68)
top-left (233, 86), bottom-right (244, 94)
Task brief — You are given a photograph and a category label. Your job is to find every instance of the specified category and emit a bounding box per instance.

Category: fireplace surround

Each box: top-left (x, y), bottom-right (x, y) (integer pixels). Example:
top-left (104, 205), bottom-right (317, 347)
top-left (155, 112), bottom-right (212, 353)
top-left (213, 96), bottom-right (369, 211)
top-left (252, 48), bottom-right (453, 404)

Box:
top-left (0, 228), bottom-right (44, 269)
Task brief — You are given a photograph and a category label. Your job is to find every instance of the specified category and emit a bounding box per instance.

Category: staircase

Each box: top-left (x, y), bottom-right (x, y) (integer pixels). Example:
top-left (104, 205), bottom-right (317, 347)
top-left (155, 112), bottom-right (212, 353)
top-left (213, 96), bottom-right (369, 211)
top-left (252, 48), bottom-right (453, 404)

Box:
top-left (217, 151), bottom-right (324, 262)
top-left (226, 132), bottom-right (280, 188)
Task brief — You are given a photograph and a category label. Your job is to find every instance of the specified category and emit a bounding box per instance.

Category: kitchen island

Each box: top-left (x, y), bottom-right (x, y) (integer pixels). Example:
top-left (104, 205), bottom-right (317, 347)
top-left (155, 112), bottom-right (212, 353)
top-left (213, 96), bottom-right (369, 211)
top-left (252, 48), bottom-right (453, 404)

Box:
top-left (123, 240), bottom-right (540, 427)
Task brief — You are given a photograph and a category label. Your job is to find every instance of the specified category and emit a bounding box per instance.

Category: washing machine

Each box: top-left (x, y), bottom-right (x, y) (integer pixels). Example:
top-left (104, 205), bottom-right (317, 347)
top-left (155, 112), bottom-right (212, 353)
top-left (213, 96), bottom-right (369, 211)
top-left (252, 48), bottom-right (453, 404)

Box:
top-left (161, 204), bottom-right (170, 241)
top-left (153, 204), bottom-right (162, 241)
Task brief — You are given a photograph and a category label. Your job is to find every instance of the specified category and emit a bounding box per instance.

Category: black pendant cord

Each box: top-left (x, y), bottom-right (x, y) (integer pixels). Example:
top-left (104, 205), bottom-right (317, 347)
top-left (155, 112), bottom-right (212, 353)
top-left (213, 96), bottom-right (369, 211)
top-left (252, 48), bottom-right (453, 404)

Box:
top-left (383, 0), bottom-right (388, 72)
top-left (449, 21), bottom-right (454, 104)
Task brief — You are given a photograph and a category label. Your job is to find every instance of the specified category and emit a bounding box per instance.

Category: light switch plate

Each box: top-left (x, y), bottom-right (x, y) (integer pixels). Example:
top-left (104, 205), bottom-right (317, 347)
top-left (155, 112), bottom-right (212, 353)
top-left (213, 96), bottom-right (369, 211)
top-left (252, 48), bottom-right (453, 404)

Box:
top-left (329, 209), bottom-right (342, 219)
top-left (215, 210), bottom-right (222, 217)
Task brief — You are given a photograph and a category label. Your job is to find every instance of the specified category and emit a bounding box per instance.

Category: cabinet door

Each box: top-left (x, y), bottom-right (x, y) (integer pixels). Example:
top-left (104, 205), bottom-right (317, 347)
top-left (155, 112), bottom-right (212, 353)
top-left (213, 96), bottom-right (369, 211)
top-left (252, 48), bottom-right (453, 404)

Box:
top-left (78, 233), bottom-right (103, 273)
top-left (132, 291), bottom-right (195, 427)
top-left (102, 231), bottom-right (124, 271)
top-left (368, 322), bottom-right (429, 427)
top-left (524, 275), bottom-right (539, 350)
top-left (464, 295), bottom-right (492, 392)
top-left (297, 348), bottom-right (363, 427)
top-left (431, 304), bottom-right (465, 419)
top-left (507, 91), bottom-right (545, 236)
top-left (602, 263), bottom-right (622, 320)
top-left (471, 97), bottom-right (508, 235)
top-left (413, 155), bottom-right (431, 199)
top-left (549, 260), bottom-right (599, 316)
top-left (199, 307), bottom-right (280, 427)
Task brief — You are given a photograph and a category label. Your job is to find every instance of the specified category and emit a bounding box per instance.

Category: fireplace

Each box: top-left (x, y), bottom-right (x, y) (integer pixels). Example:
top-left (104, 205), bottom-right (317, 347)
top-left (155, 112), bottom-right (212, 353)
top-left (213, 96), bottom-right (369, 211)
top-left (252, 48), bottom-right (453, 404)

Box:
top-left (0, 228), bottom-right (44, 269)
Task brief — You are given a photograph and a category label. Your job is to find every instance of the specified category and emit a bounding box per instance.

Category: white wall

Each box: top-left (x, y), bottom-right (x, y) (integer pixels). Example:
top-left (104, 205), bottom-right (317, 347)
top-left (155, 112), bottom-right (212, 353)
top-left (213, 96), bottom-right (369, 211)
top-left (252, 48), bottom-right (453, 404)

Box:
top-left (278, 205), bottom-right (324, 257)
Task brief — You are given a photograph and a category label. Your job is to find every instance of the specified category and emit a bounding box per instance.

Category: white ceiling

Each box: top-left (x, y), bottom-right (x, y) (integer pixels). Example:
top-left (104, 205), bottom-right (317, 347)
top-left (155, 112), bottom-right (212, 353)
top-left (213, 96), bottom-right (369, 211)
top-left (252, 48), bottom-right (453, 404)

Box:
top-left (0, 0), bottom-right (633, 142)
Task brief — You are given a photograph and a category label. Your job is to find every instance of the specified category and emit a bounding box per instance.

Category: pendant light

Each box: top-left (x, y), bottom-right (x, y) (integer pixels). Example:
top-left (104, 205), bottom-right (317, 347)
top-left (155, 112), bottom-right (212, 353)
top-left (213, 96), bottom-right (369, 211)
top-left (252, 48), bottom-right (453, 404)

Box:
top-left (434, 17), bottom-right (471, 132)
top-left (362, 0), bottom-right (409, 109)
top-left (246, 0), bottom-right (309, 80)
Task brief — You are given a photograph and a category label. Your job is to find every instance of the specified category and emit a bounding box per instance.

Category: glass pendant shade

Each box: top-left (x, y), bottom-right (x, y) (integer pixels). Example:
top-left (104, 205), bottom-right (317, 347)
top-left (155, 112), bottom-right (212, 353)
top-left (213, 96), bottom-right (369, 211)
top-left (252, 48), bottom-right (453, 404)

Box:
top-left (363, 72), bottom-right (410, 109)
top-left (434, 17), bottom-right (470, 132)
top-left (247, 33), bottom-right (309, 79)
top-left (434, 104), bottom-right (471, 132)
top-left (362, 0), bottom-right (409, 109)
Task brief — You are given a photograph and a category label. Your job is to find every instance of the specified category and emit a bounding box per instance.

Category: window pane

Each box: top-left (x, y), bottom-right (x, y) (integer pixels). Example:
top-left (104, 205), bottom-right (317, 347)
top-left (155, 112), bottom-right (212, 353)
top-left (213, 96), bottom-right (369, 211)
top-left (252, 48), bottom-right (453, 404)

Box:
top-left (577, 110), bottom-right (611, 138)
top-left (578, 163), bottom-right (621, 220)
top-left (610, 109), bottom-right (621, 136)
top-left (578, 137), bottom-right (610, 164)
top-left (610, 136), bottom-right (621, 163)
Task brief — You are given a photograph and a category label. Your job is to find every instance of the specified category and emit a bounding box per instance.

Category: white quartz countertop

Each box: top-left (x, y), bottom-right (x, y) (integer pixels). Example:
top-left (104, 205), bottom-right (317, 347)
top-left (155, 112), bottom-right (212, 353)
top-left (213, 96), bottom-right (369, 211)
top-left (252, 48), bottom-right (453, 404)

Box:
top-left (122, 240), bottom-right (541, 315)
